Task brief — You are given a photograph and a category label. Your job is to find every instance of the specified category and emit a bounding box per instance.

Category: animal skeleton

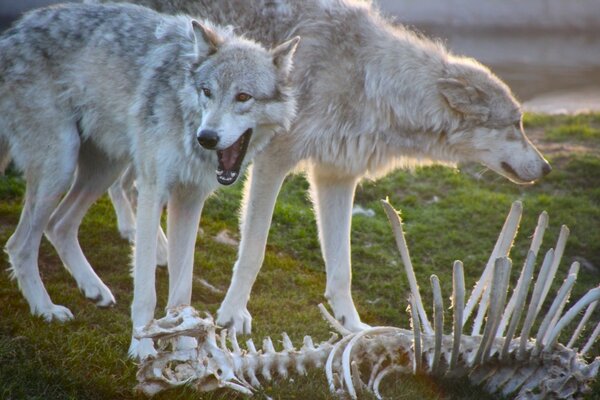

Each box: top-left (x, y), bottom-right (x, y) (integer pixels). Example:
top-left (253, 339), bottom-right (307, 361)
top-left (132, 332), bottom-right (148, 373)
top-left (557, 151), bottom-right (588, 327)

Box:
top-left (135, 200), bottom-right (600, 399)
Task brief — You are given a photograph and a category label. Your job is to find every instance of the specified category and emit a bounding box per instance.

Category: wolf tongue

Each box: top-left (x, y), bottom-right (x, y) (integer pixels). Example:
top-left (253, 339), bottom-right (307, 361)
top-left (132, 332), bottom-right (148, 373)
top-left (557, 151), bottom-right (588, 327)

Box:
top-left (218, 141), bottom-right (241, 172)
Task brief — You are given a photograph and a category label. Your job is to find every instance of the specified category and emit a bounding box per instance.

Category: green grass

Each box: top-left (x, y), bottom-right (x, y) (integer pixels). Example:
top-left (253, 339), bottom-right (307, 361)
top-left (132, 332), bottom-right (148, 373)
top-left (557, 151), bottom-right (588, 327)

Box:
top-left (1, 113), bottom-right (600, 399)
top-left (524, 113), bottom-right (600, 142)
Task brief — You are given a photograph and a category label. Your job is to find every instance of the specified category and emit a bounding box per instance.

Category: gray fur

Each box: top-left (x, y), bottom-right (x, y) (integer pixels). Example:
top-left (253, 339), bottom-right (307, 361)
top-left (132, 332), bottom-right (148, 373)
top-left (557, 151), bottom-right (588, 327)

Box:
top-left (0, 2), bottom-right (297, 359)
top-left (97, 0), bottom-right (550, 334)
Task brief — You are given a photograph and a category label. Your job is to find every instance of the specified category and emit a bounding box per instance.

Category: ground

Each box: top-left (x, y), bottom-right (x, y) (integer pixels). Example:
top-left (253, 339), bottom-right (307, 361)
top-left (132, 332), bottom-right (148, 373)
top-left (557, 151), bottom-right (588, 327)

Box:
top-left (0, 113), bottom-right (599, 399)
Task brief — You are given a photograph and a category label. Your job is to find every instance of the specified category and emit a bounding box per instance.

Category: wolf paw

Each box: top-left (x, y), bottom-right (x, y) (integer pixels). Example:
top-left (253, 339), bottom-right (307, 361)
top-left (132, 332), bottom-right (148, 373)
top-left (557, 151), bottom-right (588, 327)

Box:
top-left (343, 319), bottom-right (371, 332)
top-left (216, 305), bottom-right (252, 335)
top-left (128, 337), bottom-right (157, 361)
top-left (80, 280), bottom-right (116, 307)
top-left (36, 304), bottom-right (74, 322)
top-left (329, 296), bottom-right (370, 332)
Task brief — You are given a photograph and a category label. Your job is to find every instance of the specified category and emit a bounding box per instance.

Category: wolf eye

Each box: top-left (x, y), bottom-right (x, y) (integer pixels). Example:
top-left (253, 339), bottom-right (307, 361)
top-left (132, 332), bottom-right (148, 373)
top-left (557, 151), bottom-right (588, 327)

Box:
top-left (236, 92), bottom-right (252, 102)
top-left (202, 87), bottom-right (212, 98)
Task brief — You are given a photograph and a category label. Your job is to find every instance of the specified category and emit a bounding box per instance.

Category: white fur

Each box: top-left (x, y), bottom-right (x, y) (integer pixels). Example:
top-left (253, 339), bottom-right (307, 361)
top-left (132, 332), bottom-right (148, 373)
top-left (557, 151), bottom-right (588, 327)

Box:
top-left (0, 3), bottom-right (298, 360)
top-left (103, 0), bottom-right (550, 334)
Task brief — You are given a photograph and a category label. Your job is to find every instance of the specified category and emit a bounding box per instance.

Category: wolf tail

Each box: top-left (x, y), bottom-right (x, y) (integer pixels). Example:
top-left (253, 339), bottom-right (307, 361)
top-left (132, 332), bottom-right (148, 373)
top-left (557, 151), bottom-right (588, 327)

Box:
top-left (0, 136), bottom-right (11, 175)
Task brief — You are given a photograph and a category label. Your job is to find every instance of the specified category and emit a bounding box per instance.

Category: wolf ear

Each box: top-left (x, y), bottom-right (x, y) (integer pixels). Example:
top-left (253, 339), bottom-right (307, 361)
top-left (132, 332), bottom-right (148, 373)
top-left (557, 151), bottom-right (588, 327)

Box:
top-left (271, 36), bottom-right (301, 78)
top-left (438, 78), bottom-right (490, 122)
top-left (191, 20), bottom-right (221, 57)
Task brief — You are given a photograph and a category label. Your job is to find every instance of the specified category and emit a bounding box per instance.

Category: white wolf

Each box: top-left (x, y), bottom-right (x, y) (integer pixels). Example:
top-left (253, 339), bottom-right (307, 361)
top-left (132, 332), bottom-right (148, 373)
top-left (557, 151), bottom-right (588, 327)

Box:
top-left (0, 2), bottom-right (299, 358)
top-left (105, 0), bottom-right (551, 334)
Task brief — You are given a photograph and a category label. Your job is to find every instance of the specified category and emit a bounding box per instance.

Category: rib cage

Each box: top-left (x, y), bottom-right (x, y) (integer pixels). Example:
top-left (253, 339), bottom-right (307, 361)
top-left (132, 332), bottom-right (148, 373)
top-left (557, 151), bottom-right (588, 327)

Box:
top-left (135, 200), bottom-right (600, 399)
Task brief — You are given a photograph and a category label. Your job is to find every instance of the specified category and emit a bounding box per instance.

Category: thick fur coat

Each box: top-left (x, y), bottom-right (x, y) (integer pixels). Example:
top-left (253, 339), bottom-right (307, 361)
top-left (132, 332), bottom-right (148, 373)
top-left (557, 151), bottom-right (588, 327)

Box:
top-left (0, 2), bottom-right (298, 358)
top-left (100, 0), bottom-right (550, 334)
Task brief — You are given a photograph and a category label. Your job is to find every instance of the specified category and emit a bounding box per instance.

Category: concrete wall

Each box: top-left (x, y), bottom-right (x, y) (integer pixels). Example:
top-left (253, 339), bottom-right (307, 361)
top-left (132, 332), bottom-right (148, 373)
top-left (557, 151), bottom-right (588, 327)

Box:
top-left (378, 0), bottom-right (600, 31)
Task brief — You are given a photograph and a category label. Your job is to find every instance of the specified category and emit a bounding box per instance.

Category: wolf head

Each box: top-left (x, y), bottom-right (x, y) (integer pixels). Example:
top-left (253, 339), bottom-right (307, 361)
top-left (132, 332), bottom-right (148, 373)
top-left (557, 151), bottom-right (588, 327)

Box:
top-left (189, 21), bottom-right (299, 185)
top-left (438, 58), bottom-right (551, 184)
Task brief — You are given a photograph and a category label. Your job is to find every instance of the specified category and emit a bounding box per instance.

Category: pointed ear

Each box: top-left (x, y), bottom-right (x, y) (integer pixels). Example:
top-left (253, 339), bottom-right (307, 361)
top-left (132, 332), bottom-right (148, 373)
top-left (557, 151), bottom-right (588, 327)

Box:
top-left (438, 78), bottom-right (490, 122)
top-left (271, 36), bottom-right (300, 78)
top-left (191, 20), bottom-right (221, 57)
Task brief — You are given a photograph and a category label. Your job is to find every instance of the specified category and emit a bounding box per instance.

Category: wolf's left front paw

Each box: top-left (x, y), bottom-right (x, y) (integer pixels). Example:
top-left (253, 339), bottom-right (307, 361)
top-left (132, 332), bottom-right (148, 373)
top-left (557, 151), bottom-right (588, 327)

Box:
top-left (216, 303), bottom-right (252, 335)
top-left (128, 337), bottom-right (157, 361)
top-left (80, 278), bottom-right (116, 307)
top-left (343, 318), bottom-right (371, 332)
top-left (328, 295), bottom-right (370, 332)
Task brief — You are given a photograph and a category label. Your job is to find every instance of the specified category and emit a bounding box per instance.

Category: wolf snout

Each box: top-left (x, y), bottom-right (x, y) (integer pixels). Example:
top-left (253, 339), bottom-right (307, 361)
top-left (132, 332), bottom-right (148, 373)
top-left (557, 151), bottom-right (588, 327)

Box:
top-left (501, 158), bottom-right (552, 183)
top-left (197, 129), bottom-right (220, 149)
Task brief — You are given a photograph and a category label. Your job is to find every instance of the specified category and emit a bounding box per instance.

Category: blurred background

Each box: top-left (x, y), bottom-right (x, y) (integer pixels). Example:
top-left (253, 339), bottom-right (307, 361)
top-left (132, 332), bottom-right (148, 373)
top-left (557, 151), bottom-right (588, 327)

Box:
top-left (1, 0), bottom-right (599, 114)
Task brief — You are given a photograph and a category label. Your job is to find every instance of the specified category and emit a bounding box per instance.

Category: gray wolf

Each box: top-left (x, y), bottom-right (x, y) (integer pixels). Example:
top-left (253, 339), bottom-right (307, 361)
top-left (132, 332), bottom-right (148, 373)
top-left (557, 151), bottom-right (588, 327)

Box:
top-left (105, 0), bottom-right (551, 334)
top-left (0, 2), bottom-right (298, 359)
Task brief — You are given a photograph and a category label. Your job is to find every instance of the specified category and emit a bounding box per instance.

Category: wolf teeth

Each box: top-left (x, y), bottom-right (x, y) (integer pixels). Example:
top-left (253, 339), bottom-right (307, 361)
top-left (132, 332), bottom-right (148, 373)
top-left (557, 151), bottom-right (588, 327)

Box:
top-left (216, 169), bottom-right (237, 180)
top-left (135, 201), bottom-right (600, 399)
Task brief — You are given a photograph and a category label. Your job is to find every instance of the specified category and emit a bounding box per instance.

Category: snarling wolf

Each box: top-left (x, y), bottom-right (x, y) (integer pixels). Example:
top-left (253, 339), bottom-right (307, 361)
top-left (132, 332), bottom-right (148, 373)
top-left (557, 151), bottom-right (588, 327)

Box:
top-left (102, 0), bottom-right (551, 334)
top-left (0, 2), bottom-right (298, 358)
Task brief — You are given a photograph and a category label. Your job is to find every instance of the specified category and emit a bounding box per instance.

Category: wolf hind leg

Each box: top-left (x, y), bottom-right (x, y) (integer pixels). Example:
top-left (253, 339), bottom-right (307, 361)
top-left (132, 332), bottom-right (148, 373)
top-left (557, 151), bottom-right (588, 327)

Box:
top-left (108, 165), bottom-right (169, 266)
top-left (108, 165), bottom-right (137, 242)
top-left (6, 122), bottom-right (80, 322)
top-left (46, 141), bottom-right (127, 307)
top-left (309, 167), bottom-right (370, 332)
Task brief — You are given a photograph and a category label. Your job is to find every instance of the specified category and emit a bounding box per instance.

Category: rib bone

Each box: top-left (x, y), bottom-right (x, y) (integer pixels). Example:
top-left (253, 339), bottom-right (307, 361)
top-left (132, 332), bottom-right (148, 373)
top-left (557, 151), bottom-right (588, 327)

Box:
top-left (136, 201), bottom-right (599, 399)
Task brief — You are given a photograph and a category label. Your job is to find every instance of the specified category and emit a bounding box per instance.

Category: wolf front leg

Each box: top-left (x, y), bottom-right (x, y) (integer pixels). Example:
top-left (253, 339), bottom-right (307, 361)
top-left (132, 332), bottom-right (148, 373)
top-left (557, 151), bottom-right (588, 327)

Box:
top-left (309, 168), bottom-right (369, 332)
top-left (216, 148), bottom-right (294, 334)
top-left (129, 180), bottom-right (166, 360)
top-left (165, 183), bottom-right (207, 349)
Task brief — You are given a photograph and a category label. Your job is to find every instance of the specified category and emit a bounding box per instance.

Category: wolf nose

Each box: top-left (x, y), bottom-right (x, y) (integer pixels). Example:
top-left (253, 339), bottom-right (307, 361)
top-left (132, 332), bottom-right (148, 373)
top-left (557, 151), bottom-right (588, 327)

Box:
top-left (542, 161), bottom-right (552, 176)
top-left (197, 130), bottom-right (219, 149)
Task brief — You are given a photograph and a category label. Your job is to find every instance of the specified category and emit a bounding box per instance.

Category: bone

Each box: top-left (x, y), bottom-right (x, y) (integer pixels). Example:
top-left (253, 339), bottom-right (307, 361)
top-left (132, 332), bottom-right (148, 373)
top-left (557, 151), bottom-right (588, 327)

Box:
top-left (539, 225), bottom-right (570, 310)
top-left (449, 260), bottom-right (464, 372)
top-left (342, 327), bottom-right (398, 399)
top-left (518, 248), bottom-right (555, 359)
top-left (567, 300), bottom-right (598, 348)
top-left (326, 334), bottom-right (353, 392)
top-left (498, 211), bottom-right (548, 336)
top-left (545, 287), bottom-right (600, 350)
top-left (135, 203), bottom-right (600, 400)
top-left (581, 319), bottom-right (600, 357)
top-left (382, 199), bottom-right (432, 334)
top-left (466, 201), bottom-right (522, 333)
top-left (430, 275), bottom-right (444, 375)
top-left (409, 294), bottom-right (423, 373)
top-left (543, 261), bottom-right (580, 345)
top-left (474, 257), bottom-right (511, 365)
top-left (535, 269), bottom-right (578, 354)
top-left (500, 251), bottom-right (536, 360)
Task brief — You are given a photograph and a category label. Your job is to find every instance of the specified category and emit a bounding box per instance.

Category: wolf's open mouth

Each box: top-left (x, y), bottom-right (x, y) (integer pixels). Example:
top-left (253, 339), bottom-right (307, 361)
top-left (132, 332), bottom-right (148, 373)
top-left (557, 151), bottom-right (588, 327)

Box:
top-left (216, 128), bottom-right (253, 185)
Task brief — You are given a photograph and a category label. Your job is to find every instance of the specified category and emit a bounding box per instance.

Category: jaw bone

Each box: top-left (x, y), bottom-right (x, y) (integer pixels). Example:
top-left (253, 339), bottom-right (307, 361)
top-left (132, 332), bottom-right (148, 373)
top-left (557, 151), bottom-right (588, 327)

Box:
top-left (135, 200), bottom-right (600, 399)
